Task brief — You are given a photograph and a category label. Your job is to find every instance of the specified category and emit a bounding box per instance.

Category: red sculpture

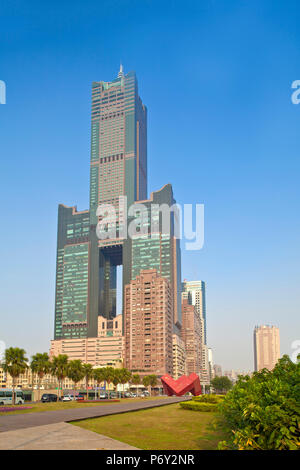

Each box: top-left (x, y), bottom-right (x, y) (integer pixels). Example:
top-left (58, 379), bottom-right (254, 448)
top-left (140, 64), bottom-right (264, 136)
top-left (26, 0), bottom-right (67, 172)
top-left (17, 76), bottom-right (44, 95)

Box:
top-left (161, 373), bottom-right (202, 396)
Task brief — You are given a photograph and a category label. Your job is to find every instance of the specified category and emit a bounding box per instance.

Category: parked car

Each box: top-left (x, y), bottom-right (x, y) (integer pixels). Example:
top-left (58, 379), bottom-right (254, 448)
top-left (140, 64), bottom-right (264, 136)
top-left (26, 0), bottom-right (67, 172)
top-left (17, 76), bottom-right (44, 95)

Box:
top-left (75, 395), bottom-right (85, 401)
top-left (62, 394), bottom-right (75, 402)
top-left (99, 392), bottom-right (108, 399)
top-left (41, 393), bottom-right (58, 403)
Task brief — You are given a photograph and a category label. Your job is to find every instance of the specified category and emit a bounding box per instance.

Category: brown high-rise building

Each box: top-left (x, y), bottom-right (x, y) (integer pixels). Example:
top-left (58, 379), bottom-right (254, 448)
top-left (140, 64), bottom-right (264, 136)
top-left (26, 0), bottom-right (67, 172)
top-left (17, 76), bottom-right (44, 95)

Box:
top-left (254, 325), bottom-right (280, 371)
top-left (181, 297), bottom-right (201, 376)
top-left (124, 269), bottom-right (173, 376)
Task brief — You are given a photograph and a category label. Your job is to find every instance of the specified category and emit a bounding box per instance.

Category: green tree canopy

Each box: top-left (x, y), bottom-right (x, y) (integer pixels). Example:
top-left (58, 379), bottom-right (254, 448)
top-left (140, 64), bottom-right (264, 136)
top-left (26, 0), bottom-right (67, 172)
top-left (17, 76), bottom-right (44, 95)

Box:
top-left (82, 363), bottom-right (94, 400)
top-left (50, 354), bottom-right (69, 398)
top-left (210, 376), bottom-right (233, 394)
top-left (67, 360), bottom-right (85, 391)
top-left (142, 375), bottom-right (151, 388)
top-left (31, 352), bottom-right (50, 401)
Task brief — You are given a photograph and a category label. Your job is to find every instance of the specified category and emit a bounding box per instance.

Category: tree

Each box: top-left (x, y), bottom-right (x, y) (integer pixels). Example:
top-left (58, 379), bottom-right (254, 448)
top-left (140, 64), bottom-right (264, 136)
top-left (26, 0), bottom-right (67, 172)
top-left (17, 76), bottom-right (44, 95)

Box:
top-left (142, 375), bottom-right (151, 396)
top-left (67, 360), bottom-right (85, 394)
top-left (102, 367), bottom-right (115, 398)
top-left (112, 369), bottom-right (121, 397)
top-left (30, 353), bottom-right (50, 401)
top-left (131, 374), bottom-right (141, 396)
top-left (218, 355), bottom-right (300, 450)
top-left (148, 375), bottom-right (158, 396)
top-left (119, 368), bottom-right (132, 397)
top-left (210, 376), bottom-right (232, 394)
top-left (93, 368), bottom-right (106, 400)
top-left (2, 347), bottom-right (28, 404)
top-left (82, 363), bottom-right (93, 400)
top-left (50, 354), bottom-right (69, 399)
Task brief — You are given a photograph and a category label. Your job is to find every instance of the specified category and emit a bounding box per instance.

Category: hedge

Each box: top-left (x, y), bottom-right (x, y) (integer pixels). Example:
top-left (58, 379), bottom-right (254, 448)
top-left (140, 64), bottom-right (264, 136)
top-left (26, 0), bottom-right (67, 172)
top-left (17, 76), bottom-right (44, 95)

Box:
top-left (192, 395), bottom-right (222, 404)
top-left (180, 401), bottom-right (217, 412)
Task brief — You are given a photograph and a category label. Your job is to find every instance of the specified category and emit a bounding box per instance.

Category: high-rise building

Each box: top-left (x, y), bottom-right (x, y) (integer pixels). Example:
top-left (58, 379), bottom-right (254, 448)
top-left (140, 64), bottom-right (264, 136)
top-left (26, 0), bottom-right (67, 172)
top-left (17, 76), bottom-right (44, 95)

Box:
top-left (51, 67), bottom-right (184, 374)
top-left (254, 325), bottom-right (280, 371)
top-left (181, 297), bottom-right (201, 376)
top-left (54, 67), bottom-right (148, 342)
top-left (124, 269), bottom-right (173, 376)
top-left (130, 184), bottom-right (182, 327)
top-left (182, 280), bottom-right (206, 343)
top-left (182, 280), bottom-right (209, 383)
top-left (172, 334), bottom-right (186, 379)
top-left (207, 347), bottom-right (214, 381)
top-left (213, 364), bottom-right (222, 377)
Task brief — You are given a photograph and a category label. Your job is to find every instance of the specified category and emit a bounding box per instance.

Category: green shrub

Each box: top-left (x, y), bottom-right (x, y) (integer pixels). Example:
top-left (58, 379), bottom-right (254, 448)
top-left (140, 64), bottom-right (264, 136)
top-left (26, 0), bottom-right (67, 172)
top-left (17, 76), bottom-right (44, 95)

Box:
top-left (180, 401), bottom-right (217, 412)
top-left (218, 355), bottom-right (300, 450)
top-left (192, 394), bottom-right (225, 403)
top-left (192, 395), bottom-right (218, 403)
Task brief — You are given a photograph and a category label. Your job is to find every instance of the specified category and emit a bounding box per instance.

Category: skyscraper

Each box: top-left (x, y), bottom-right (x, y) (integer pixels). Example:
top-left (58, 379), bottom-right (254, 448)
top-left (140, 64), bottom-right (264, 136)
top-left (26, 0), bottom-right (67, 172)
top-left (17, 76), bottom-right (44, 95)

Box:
top-left (54, 67), bottom-right (148, 341)
top-left (181, 297), bottom-right (201, 376)
top-left (253, 325), bottom-right (280, 371)
top-left (52, 67), bottom-right (183, 376)
top-left (181, 280), bottom-right (209, 383)
top-left (182, 280), bottom-right (206, 343)
top-left (124, 269), bottom-right (173, 375)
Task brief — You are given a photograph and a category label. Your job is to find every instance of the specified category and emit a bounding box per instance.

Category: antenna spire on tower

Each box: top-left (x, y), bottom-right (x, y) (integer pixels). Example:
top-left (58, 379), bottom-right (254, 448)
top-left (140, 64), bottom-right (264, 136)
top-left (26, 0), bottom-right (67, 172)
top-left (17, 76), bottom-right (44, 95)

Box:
top-left (118, 63), bottom-right (124, 78)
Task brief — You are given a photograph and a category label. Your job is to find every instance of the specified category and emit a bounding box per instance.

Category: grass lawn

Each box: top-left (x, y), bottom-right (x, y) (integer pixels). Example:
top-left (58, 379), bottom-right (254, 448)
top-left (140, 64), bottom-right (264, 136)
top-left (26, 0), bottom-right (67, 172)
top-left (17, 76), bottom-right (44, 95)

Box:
top-left (73, 403), bottom-right (226, 450)
top-left (0, 396), bottom-right (169, 416)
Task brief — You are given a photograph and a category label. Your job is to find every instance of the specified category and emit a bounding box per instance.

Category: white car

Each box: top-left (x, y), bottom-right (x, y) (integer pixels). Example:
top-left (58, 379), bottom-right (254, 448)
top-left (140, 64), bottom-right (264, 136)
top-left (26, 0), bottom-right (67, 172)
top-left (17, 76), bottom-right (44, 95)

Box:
top-left (62, 394), bottom-right (75, 402)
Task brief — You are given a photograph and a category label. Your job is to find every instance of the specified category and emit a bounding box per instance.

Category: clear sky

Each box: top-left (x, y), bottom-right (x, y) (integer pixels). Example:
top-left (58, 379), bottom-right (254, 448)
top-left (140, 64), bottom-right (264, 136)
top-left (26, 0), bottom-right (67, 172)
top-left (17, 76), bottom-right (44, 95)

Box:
top-left (1, 0), bottom-right (299, 372)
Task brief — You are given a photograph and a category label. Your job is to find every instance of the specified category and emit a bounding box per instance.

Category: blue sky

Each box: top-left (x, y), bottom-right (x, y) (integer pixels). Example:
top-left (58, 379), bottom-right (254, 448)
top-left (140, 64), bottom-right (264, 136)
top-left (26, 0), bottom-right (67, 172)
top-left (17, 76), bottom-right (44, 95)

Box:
top-left (1, 0), bottom-right (299, 371)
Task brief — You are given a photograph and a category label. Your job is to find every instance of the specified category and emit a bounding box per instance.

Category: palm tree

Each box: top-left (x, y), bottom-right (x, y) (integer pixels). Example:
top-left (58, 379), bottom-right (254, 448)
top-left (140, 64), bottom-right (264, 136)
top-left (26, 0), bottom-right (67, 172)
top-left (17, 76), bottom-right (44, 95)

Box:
top-left (142, 375), bottom-right (151, 397)
top-left (93, 368), bottom-right (106, 400)
top-left (67, 360), bottom-right (85, 395)
top-left (131, 374), bottom-right (141, 396)
top-left (119, 368), bottom-right (132, 397)
top-left (82, 363), bottom-right (93, 400)
top-left (50, 354), bottom-right (69, 399)
top-left (112, 369), bottom-right (121, 397)
top-left (102, 366), bottom-right (115, 398)
top-left (148, 375), bottom-right (158, 396)
top-left (30, 353), bottom-right (50, 401)
top-left (2, 347), bottom-right (28, 404)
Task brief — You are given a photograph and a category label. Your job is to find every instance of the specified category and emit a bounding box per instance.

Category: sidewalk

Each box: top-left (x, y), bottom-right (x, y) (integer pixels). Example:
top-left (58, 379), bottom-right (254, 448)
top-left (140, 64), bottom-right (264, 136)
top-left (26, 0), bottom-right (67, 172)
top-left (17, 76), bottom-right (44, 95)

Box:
top-left (0, 422), bottom-right (139, 450)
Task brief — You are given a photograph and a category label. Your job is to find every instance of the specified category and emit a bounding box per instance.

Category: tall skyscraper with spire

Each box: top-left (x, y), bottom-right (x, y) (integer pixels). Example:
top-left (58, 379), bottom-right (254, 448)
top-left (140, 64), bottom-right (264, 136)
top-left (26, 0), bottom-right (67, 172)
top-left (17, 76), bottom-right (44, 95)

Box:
top-left (52, 67), bottom-right (182, 372)
top-left (54, 67), bottom-right (148, 341)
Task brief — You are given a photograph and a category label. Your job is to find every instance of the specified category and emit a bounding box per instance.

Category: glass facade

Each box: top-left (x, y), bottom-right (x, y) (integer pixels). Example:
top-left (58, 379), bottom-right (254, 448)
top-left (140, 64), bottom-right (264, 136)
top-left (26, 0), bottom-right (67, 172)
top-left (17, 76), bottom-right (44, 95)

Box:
top-left (53, 68), bottom-right (182, 343)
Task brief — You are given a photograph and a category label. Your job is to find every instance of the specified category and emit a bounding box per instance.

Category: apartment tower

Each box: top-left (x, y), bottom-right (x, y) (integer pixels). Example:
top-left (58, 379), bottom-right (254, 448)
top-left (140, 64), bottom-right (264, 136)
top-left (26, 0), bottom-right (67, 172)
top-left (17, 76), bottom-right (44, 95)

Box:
top-left (254, 325), bottom-right (280, 371)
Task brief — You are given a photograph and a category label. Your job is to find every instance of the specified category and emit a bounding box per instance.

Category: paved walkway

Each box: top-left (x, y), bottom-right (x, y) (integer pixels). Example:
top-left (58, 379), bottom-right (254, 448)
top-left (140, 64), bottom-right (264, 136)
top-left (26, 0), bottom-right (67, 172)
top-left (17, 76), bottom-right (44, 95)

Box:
top-left (0, 422), bottom-right (139, 450)
top-left (0, 397), bottom-right (188, 433)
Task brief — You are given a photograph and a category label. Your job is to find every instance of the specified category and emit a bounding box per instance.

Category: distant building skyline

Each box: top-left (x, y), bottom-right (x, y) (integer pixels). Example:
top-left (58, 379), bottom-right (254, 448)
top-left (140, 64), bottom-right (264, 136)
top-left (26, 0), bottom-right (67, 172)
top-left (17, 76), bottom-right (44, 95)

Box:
top-left (254, 325), bottom-right (280, 372)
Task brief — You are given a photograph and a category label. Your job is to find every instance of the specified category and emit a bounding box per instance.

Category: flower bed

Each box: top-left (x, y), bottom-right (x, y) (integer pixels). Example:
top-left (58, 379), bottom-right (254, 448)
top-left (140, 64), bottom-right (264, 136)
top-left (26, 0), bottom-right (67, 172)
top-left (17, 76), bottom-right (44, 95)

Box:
top-left (0, 406), bottom-right (33, 412)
